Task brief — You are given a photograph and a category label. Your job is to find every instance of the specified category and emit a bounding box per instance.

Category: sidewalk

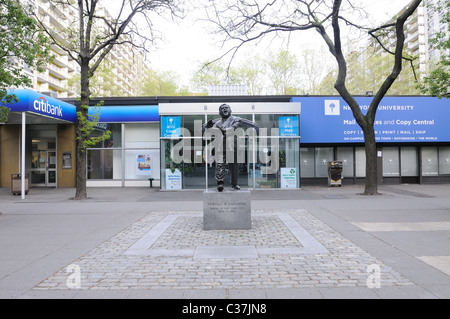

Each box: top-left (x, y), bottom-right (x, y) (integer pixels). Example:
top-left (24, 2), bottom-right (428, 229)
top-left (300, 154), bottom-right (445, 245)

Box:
top-left (0, 184), bottom-right (449, 299)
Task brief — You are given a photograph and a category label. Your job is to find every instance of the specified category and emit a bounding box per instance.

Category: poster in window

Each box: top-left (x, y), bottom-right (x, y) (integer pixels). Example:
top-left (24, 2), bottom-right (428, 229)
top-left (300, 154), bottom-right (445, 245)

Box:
top-left (136, 155), bottom-right (151, 175)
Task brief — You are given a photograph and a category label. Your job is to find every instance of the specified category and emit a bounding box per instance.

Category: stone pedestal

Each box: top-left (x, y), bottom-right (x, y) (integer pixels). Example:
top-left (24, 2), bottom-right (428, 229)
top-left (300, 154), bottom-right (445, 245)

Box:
top-left (203, 190), bottom-right (251, 230)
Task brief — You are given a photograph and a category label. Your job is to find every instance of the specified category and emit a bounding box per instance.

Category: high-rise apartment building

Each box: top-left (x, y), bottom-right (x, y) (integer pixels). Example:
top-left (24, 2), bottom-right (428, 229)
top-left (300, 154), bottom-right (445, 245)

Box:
top-left (423, 0), bottom-right (449, 68)
top-left (378, 0), bottom-right (448, 78)
top-left (341, 0), bottom-right (446, 95)
top-left (20, 0), bottom-right (149, 98)
top-left (32, 0), bottom-right (79, 98)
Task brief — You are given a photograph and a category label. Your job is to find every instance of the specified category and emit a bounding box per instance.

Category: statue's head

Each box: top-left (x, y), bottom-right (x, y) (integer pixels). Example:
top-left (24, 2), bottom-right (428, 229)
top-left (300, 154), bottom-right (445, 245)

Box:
top-left (219, 104), bottom-right (232, 119)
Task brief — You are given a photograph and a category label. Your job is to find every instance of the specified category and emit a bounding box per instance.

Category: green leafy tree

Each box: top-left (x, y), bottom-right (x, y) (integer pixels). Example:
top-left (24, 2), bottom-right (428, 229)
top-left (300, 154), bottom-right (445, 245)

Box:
top-left (140, 69), bottom-right (186, 96)
top-left (266, 49), bottom-right (300, 95)
top-left (298, 47), bottom-right (331, 95)
top-left (0, 0), bottom-right (51, 122)
top-left (67, 59), bottom-right (126, 97)
top-left (228, 54), bottom-right (266, 95)
top-left (191, 61), bottom-right (229, 94)
top-left (418, 0), bottom-right (449, 98)
top-left (344, 48), bottom-right (421, 95)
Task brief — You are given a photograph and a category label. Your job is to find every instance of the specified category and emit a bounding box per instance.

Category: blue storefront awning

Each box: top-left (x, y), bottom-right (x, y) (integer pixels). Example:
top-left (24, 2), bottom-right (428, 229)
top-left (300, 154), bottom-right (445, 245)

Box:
top-left (5, 89), bottom-right (76, 123)
top-left (89, 105), bottom-right (159, 123)
top-left (5, 89), bottom-right (160, 124)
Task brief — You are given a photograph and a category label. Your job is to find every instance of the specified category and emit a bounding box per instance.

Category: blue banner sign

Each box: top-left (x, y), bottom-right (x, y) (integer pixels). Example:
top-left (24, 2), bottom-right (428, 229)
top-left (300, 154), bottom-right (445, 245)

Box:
top-left (161, 116), bottom-right (181, 137)
top-left (291, 96), bottom-right (450, 143)
top-left (90, 105), bottom-right (159, 123)
top-left (6, 89), bottom-right (76, 122)
top-left (279, 116), bottom-right (299, 137)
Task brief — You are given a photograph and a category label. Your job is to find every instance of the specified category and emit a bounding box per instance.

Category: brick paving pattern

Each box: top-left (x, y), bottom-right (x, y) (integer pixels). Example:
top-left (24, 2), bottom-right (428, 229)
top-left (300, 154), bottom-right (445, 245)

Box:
top-left (153, 215), bottom-right (303, 249)
top-left (35, 209), bottom-right (413, 290)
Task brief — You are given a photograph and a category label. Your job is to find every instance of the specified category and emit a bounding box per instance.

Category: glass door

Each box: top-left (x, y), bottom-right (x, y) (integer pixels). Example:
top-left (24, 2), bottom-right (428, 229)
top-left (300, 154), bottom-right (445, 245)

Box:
top-left (47, 150), bottom-right (57, 187)
top-left (31, 149), bottom-right (47, 186)
top-left (31, 138), bottom-right (57, 187)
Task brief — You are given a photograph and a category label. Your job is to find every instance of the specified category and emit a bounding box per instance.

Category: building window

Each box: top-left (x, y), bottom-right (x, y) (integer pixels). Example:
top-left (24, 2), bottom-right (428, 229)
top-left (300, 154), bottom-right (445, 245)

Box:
top-left (422, 147), bottom-right (438, 176)
top-left (439, 147), bottom-right (450, 175)
top-left (337, 147), bottom-right (354, 178)
top-left (87, 123), bottom-right (160, 182)
top-left (87, 149), bottom-right (122, 180)
top-left (87, 123), bottom-right (122, 180)
top-left (315, 148), bottom-right (333, 178)
top-left (355, 147), bottom-right (366, 178)
top-left (124, 123), bottom-right (160, 181)
top-left (300, 148), bottom-right (315, 178)
top-left (423, 147), bottom-right (450, 176)
top-left (89, 123), bottom-right (121, 148)
top-left (160, 114), bottom-right (300, 189)
top-left (401, 147), bottom-right (419, 177)
top-left (382, 147), bottom-right (400, 177)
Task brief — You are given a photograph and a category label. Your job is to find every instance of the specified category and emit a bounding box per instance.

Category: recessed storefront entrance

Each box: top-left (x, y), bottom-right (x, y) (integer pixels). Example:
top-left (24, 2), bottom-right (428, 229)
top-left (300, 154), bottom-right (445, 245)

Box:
top-left (31, 133), bottom-right (57, 187)
top-left (1, 90), bottom-right (77, 196)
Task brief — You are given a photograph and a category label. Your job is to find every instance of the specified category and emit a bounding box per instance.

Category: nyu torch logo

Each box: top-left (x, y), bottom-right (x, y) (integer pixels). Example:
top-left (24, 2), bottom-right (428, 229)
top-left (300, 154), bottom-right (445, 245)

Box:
top-left (33, 97), bottom-right (63, 118)
top-left (325, 100), bottom-right (340, 116)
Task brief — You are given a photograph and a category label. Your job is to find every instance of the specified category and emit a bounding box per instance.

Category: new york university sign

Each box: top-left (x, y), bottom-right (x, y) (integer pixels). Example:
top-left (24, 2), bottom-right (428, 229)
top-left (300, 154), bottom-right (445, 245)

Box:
top-left (293, 96), bottom-right (450, 143)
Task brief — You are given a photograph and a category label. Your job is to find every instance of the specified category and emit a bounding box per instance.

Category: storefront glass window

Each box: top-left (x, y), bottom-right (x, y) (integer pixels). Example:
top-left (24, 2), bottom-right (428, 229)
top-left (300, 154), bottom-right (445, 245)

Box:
top-left (124, 123), bottom-right (160, 181)
top-left (161, 139), bottom-right (185, 189)
top-left (182, 115), bottom-right (205, 136)
top-left (355, 147), bottom-right (366, 177)
top-left (337, 147), bottom-right (354, 178)
top-left (401, 147), bottom-right (418, 177)
top-left (255, 114), bottom-right (278, 130)
top-left (90, 123), bottom-right (121, 148)
top-left (160, 113), bottom-right (300, 190)
top-left (383, 147), bottom-right (400, 177)
top-left (300, 148), bottom-right (315, 178)
top-left (254, 135), bottom-right (279, 188)
top-left (315, 148), bottom-right (333, 177)
top-left (87, 149), bottom-right (122, 179)
top-left (125, 149), bottom-right (160, 180)
top-left (439, 147), bottom-right (450, 175)
top-left (422, 147), bottom-right (438, 176)
top-left (278, 138), bottom-right (300, 188)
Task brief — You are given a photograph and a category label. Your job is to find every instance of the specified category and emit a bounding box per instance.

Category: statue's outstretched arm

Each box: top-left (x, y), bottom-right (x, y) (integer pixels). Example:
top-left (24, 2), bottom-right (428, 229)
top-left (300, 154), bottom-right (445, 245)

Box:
top-left (202, 119), bottom-right (220, 133)
top-left (239, 118), bottom-right (260, 134)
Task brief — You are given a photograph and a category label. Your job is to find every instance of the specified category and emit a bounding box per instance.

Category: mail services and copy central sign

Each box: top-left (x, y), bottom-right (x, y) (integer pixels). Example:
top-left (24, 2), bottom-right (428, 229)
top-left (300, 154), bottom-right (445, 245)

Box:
top-left (292, 96), bottom-right (450, 143)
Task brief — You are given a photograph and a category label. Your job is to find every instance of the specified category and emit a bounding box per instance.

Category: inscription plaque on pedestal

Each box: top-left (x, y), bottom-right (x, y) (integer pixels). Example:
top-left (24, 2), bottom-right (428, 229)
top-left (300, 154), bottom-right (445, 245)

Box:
top-left (203, 190), bottom-right (251, 230)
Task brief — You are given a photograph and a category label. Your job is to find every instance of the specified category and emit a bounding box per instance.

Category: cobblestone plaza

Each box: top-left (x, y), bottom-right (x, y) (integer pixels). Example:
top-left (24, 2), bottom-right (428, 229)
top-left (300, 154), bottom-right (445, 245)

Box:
top-left (1, 185), bottom-right (449, 299)
top-left (35, 209), bottom-right (412, 291)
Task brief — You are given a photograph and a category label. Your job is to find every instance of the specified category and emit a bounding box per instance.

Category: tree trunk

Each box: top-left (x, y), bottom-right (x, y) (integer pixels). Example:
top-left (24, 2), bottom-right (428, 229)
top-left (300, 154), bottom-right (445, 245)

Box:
top-left (74, 59), bottom-right (90, 200)
top-left (74, 138), bottom-right (87, 200)
top-left (363, 125), bottom-right (378, 195)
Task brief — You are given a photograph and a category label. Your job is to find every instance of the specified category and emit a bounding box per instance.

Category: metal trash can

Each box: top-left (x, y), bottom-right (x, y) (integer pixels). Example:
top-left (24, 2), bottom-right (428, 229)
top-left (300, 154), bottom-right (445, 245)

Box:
top-left (327, 161), bottom-right (343, 187)
top-left (11, 173), bottom-right (29, 195)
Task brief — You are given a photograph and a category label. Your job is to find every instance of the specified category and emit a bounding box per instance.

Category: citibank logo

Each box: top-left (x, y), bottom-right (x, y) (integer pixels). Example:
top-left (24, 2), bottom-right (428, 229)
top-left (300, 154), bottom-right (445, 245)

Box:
top-left (325, 100), bottom-right (340, 116)
top-left (33, 97), bottom-right (63, 117)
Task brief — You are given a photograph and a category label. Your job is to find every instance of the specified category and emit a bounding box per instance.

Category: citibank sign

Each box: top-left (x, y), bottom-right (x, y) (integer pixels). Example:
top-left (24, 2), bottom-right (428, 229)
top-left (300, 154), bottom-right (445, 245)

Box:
top-left (33, 97), bottom-right (63, 118)
top-left (5, 89), bottom-right (76, 122)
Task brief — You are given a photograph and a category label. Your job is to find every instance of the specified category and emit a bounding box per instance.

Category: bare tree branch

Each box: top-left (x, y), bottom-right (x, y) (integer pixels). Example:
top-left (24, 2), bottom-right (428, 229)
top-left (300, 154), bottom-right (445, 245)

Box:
top-left (33, 0), bottom-right (183, 200)
top-left (204, 0), bottom-right (423, 195)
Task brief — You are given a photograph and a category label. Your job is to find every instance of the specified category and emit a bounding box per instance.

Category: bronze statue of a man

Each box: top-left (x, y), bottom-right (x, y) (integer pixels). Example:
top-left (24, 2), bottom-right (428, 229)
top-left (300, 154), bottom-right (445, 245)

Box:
top-left (204, 104), bottom-right (258, 192)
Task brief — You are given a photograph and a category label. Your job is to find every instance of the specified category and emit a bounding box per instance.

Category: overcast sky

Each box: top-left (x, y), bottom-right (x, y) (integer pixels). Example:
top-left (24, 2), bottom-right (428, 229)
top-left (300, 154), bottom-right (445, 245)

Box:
top-left (143, 0), bottom-right (414, 88)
